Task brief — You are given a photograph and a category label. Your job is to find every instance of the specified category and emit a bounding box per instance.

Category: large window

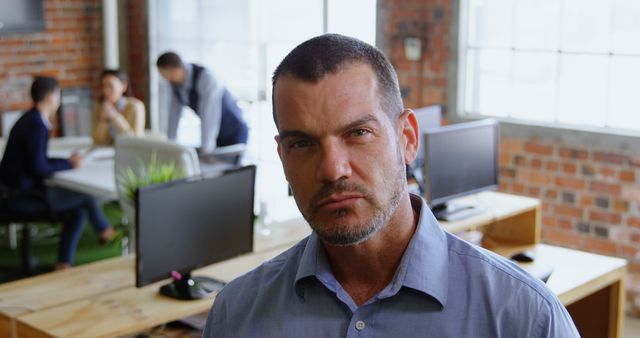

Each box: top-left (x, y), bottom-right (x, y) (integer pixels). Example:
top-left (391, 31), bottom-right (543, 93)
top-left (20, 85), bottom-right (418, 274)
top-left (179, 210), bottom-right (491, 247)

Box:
top-left (150, 0), bottom-right (376, 218)
top-left (459, 0), bottom-right (640, 133)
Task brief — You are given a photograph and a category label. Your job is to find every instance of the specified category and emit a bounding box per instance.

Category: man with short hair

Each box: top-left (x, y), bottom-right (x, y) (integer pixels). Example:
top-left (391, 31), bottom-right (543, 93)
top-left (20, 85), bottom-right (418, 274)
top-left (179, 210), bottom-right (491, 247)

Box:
top-left (0, 76), bottom-right (116, 270)
top-left (156, 52), bottom-right (248, 154)
top-left (203, 34), bottom-right (579, 337)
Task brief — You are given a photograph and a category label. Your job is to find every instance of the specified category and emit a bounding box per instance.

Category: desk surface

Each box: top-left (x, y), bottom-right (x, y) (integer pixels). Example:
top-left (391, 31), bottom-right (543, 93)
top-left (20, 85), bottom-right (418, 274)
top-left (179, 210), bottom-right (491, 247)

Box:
top-left (48, 148), bottom-right (117, 200)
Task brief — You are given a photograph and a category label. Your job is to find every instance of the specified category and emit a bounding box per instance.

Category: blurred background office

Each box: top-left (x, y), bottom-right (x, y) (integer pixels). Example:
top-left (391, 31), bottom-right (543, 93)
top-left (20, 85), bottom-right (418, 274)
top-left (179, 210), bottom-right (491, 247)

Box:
top-left (1, 0), bottom-right (640, 333)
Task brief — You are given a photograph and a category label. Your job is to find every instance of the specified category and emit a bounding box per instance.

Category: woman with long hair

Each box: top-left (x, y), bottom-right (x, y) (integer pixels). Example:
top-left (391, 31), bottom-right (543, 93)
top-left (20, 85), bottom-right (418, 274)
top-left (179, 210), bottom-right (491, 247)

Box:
top-left (92, 69), bottom-right (145, 145)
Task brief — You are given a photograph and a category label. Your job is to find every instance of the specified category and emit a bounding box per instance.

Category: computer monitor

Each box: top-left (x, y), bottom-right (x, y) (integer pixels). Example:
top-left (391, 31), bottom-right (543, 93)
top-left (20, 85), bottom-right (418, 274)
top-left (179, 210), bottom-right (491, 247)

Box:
top-left (407, 105), bottom-right (442, 192)
top-left (423, 119), bottom-right (499, 221)
top-left (135, 165), bottom-right (255, 300)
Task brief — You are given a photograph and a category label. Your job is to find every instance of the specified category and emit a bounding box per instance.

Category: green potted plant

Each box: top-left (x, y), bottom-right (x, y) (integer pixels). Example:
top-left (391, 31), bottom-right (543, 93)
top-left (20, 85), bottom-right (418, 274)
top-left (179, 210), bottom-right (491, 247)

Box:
top-left (117, 152), bottom-right (186, 250)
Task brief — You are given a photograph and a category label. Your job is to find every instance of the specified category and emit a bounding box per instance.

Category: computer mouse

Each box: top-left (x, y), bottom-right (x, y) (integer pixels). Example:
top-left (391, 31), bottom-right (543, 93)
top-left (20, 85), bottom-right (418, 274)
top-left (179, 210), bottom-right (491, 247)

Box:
top-left (510, 250), bottom-right (535, 263)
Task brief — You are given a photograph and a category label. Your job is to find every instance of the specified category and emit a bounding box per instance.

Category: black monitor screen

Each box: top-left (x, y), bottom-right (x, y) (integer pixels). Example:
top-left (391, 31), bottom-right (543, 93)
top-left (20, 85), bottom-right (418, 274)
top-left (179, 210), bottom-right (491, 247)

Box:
top-left (135, 166), bottom-right (255, 288)
top-left (423, 120), bottom-right (499, 207)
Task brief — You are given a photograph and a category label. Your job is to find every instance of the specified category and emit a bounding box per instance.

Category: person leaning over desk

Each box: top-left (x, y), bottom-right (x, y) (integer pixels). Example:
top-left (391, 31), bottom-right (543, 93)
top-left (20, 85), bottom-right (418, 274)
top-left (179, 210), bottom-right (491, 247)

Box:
top-left (156, 52), bottom-right (248, 155)
top-left (92, 69), bottom-right (145, 145)
top-left (203, 34), bottom-right (579, 337)
top-left (0, 76), bottom-right (118, 270)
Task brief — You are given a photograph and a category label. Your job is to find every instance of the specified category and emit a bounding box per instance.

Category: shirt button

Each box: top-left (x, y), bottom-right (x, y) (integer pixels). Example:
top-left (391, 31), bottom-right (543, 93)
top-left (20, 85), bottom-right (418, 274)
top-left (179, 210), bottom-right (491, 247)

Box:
top-left (355, 320), bottom-right (366, 331)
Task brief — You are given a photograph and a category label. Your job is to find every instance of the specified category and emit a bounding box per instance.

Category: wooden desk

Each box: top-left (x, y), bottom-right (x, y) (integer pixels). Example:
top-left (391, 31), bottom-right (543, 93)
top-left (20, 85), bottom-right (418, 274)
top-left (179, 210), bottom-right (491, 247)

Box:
top-left (0, 256), bottom-right (134, 338)
top-left (14, 246), bottom-right (287, 338)
top-left (1, 192), bottom-right (627, 337)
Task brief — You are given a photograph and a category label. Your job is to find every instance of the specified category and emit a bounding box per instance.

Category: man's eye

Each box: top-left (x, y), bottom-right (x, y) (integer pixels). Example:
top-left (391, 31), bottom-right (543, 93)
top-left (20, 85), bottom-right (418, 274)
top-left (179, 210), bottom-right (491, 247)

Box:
top-left (289, 140), bottom-right (310, 149)
top-left (352, 129), bottom-right (371, 137)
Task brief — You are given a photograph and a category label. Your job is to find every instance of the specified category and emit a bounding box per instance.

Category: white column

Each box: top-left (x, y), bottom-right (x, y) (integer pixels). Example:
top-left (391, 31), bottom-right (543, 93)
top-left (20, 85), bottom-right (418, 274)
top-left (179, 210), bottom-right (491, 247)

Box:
top-left (103, 0), bottom-right (119, 69)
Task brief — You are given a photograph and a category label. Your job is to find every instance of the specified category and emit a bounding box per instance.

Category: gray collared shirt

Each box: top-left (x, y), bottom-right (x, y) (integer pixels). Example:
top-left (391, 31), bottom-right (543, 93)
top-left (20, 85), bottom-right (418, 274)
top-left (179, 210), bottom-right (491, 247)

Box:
top-left (167, 63), bottom-right (223, 153)
top-left (203, 194), bottom-right (579, 337)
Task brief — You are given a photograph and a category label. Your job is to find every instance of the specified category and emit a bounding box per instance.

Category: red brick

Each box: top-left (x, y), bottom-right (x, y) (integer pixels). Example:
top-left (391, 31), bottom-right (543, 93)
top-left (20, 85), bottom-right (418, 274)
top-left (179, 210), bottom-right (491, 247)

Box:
top-left (618, 245), bottom-right (639, 260)
top-left (530, 158), bottom-right (543, 169)
top-left (562, 162), bottom-right (577, 174)
top-left (629, 216), bottom-right (640, 229)
top-left (513, 182), bottom-right (524, 194)
top-left (554, 205), bottom-right (583, 218)
top-left (559, 147), bottom-right (588, 160)
top-left (499, 154), bottom-right (511, 166)
top-left (555, 177), bottom-right (586, 190)
top-left (544, 189), bottom-right (558, 200)
top-left (500, 138), bottom-right (523, 154)
top-left (620, 170), bottom-right (636, 182)
top-left (584, 237), bottom-right (618, 256)
top-left (589, 210), bottom-right (622, 224)
top-left (518, 170), bottom-right (551, 185)
top-left (542, 216), bottom-right (557, 227)
top-left (557, 218), bottom-right (572, 230)
top-left (500, 168), bottom-right (515, 179)
top-left (580, 195), bottom-right (593, 207)
top-left (589, 181), bottom-right (621, 195)
top-left (527, 186), bottom-right (541, 196)
top-left (542, 228), bottom-right (582, 247)
top-left (598, 166), bottom-right (615, 178)
top-left (593, 152), bottom-right (626, 165)
top-left (524, 142), bottom-right (554, 156)
top-left (546, 161), bottom-right (559, 171)
top-left (613, 200), bottom-right (629, 213)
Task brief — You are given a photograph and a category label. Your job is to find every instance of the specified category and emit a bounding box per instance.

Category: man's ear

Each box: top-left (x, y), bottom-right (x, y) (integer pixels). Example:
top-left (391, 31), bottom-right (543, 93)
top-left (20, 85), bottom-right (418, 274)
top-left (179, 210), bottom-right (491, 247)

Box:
top-left (399, 109), bottom-right (419, 165)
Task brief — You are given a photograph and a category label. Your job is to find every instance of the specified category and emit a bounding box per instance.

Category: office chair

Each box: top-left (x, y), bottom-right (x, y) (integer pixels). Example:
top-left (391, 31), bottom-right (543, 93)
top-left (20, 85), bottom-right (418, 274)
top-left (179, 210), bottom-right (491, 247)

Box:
top-left (0, 184), bottom-right (58, 274)
top-left (114, 136), bottom-right (201, 251)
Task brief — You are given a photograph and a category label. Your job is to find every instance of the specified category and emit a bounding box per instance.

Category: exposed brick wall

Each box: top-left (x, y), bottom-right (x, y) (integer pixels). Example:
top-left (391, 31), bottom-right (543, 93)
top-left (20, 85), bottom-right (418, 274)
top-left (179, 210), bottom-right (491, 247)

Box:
top-left (379, 0), bottom-right (640, 317)
top-left (125, 0), bottom-right (149, 111)
top-left (377, 0), bottom-right (451, 111)
top-left (500, 136), bottom-right (640, 316)
top-left (0, 0), bottom-right (103, 115)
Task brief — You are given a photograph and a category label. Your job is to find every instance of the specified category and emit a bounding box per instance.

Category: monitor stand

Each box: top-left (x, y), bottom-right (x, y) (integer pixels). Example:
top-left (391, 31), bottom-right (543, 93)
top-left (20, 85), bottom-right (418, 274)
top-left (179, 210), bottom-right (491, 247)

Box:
top-left (159, 271), bottom-right (226, 300)
top-left (432, 203), bottom-right (486, 222)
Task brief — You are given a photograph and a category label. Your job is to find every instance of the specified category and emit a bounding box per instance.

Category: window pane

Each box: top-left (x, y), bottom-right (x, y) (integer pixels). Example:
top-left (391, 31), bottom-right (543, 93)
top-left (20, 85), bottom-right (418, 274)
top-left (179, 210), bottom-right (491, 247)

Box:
top-left (328, 0), bottom-right (376, 45)
top-left (261, 0), bottom-right (323, 42)
top-left (513, 0), bottom-right (560, 50)
top-left (510, 51), bottom-right (557, 121)
top-left (464, 49), bottom-right (511, 117)
top-left (467, 0), bottom-right (513, 48)
top-left (607, 56), bottom-right (640, 129)
top-left (560, 0), bottom-right (612, 53)
top-left (612, 0), bottom-right (640, 55)
top-left (557, 54), bottom-right (608, 126)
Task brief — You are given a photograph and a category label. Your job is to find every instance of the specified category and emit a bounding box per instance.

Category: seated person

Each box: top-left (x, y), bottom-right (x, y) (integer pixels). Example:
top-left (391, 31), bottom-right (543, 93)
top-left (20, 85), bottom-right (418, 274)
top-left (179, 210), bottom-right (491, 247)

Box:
top-left (156, 52), bottom-right (248, 154)
top-left (92, 69), bottom-right (145, 145)
top-left (0, 76), bottom-right (118, 270)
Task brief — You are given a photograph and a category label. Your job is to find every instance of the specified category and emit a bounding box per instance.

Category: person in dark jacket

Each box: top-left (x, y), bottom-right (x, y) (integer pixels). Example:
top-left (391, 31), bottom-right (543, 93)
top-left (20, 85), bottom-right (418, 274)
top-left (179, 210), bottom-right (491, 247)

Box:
top-left (0, 76), bottom-right (117, 270)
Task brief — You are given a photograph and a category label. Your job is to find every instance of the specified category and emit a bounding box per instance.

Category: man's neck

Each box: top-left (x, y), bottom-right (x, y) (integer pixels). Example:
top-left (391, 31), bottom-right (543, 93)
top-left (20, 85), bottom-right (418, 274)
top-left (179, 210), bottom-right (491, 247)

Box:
top-left (35, 102), bottom-right (52, 119)
top-left (322, 194), bottom-right (418, 307)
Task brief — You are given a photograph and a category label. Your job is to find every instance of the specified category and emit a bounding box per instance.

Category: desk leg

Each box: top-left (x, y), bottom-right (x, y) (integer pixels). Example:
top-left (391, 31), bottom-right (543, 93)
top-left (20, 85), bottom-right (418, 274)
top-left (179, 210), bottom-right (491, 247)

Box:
top-left (0, 314), bottom-right (15, 338)
top-left (566, 281), bottom-right (624, 338)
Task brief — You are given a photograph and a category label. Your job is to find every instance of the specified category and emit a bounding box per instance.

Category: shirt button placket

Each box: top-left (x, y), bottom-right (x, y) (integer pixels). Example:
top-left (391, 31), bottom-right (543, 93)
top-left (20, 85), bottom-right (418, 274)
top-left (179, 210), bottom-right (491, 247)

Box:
top-left (355, 320), bottom-right (366, 331)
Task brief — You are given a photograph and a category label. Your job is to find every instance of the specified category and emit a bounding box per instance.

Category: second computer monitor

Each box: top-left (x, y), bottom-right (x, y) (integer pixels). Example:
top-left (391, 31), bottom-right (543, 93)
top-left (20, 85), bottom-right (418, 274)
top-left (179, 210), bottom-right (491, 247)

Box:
top-left (423, 119), bottom-right (499, 220)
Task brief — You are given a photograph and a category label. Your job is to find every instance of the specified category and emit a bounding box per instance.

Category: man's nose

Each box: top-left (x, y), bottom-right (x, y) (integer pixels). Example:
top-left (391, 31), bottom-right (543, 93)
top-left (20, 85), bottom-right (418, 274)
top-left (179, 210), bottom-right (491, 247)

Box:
top-left (316, 140), bottom-right (352, 183)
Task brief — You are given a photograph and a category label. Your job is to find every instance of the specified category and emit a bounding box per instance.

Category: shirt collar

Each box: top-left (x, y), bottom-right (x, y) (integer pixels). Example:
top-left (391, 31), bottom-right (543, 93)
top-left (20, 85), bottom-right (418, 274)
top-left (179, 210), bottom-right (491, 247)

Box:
top-left (36, 109), bottom-right (52, 130)
top-left (293, 194), bottom-right (449, 308)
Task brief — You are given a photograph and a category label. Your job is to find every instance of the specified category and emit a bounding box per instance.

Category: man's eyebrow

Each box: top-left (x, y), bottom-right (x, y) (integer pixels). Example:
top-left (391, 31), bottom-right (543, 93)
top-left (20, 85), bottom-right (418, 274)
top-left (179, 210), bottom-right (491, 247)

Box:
top-left (337, 115), bottom-right (381, 134)
top-left (278, 115), bottom-right (381, 142)
top-left (277, 130), bottom-right (312, 142)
